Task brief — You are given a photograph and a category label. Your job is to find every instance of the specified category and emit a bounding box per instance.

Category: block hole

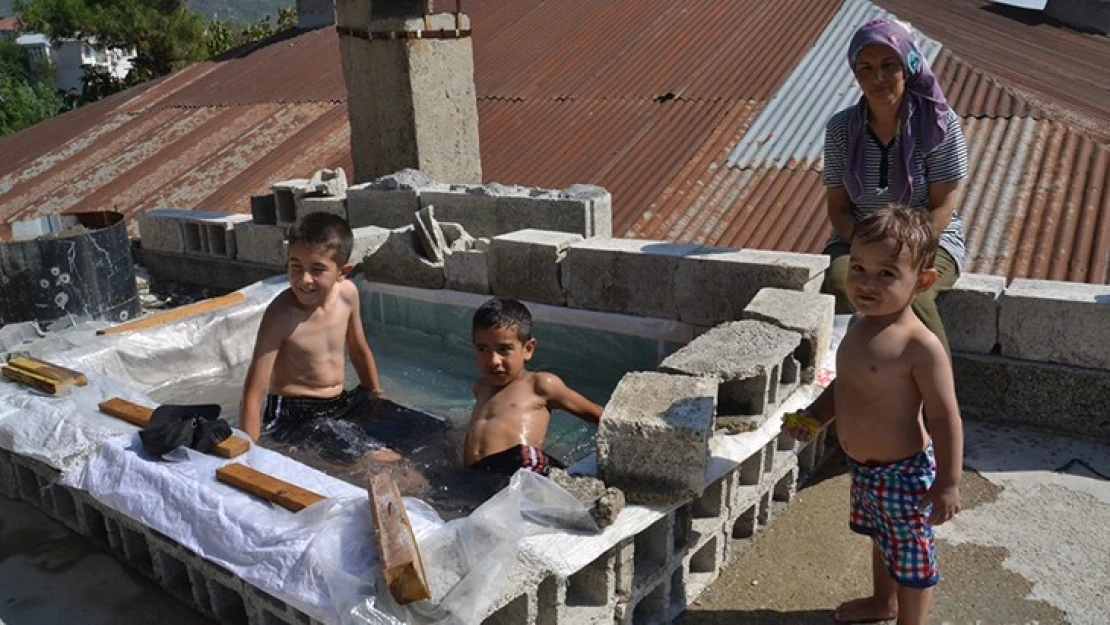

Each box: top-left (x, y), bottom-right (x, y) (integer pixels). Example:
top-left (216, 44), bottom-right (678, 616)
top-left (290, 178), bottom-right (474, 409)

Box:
top-left (184, 223), bottom-right (202, 253)
top-left (633, 516), bottom-right (670, 588)
top-left (692, 478), bottom-right (725, 519)
top-left (774, 469), bottom-right (797, 503)
top-left (780, 354), bottom-right (799, 385)
top-left (275, 191), bottom-right (297, 223)
top-left (210, 582), bottom-right (248, 625)
top-left (733, 503), bottom-right (758, 539)
top-left (81, 502), bottom-right (109, 546)
top-left (794, 340), bottom-right (814, 375)
top-left (15, 464), bottom-right (41, 502)
top-left (536, 576), bottom-right (558, 625)
top-left (209, 227), bottom-right (228, 257)
top-left (739, 451), bottom-right (762, 486)
top-left (154, 551), bottom-right (193, 601)
top-left (632, 581), bottom-right (667, 625)
top-left (262, 612), bottom-right (289, 625)
top-left (691, 536), bottom-right (718, 575)
top-left (51, 486), bottom-right (77, 526)
top-left (718, 374), bottom-right (767, 416)
top-left (188, 568), bottom-right (212, 616)
top-left (120, 525), bottom-right (153, 576)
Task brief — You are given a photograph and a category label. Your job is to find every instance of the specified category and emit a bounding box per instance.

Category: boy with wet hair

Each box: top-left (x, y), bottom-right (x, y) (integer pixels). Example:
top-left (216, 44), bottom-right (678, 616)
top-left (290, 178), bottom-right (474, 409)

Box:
top-left (786, 204), bottom-right (963, 625)
top-left (465, 297), bottom-right (604, 476)
top-left (239, 212), bottom-right (385, 443)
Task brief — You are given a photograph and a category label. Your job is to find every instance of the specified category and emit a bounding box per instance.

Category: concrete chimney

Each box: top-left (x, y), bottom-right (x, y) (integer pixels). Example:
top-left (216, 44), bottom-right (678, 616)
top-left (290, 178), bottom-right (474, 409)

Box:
top-left (297, 0), bottom-right (335, 30)
top-left (336, 0), bottom-right (482, 183)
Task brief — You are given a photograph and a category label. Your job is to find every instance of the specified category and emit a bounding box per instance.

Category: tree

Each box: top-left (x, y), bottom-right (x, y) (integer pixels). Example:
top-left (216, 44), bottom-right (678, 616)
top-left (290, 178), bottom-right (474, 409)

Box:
top-left (0, 38), bottom-right (66, 136)
top-left (15, 0), bottom-right (208, 80)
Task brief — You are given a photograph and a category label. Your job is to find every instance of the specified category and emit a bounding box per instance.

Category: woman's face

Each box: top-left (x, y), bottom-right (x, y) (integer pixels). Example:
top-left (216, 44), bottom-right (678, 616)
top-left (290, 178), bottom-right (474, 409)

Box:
top-left (853, 44), bottom-right (905, 109)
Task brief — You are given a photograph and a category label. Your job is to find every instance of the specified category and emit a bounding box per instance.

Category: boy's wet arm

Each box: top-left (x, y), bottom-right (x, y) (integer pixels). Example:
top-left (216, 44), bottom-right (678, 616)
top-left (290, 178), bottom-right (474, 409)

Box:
top-left (345, 291), bottom-right (383, 395)
top-left (240, 322), bottom-right (283, 440)
top-left (536, 373), bottom-right (603, 423)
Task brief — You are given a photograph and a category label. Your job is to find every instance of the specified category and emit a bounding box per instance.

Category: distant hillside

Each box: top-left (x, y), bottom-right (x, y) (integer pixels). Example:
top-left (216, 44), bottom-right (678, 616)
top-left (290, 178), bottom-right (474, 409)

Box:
top-left (0, 1), bottom-right (291, 24)
top-left (189, 0), bottom-right (290, 24)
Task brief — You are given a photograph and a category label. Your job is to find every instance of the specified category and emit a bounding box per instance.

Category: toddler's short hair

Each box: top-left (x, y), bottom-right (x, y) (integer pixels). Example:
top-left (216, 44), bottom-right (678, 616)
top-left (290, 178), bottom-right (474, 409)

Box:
top-left (473, 297), bottom-right (533, 342)
top-left (288, 212), bottom-right (354, 265)
top-left (853, 204), bottom-right (938, 271)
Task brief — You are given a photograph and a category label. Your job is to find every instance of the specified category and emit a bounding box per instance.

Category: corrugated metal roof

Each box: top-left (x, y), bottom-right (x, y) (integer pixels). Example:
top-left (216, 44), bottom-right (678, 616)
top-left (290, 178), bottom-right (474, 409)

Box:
top-left (874, 0), bottom-right (1110, 141)
top-left (727, 0), bottom-right (942, 169)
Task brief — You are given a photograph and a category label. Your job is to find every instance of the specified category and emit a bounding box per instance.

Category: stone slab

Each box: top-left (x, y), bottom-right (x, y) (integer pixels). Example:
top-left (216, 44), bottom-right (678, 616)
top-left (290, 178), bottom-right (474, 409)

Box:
top-left (489, 229), bottom-right (582, 306)
top-left (597, 371), bottom-right (717, 504)
top-left (444, 249), bottom-right (490, 294)
top-left (741, 288), bottom-right (835, 383)
top-left (563, 239), bottom-right (701, 318)
top-left (936, 273), bottom-right (1006, 354)
top-left (346, 186), bottom-right (421, 229)
top-left (999, 278), bottom-right (1110, 369)
top-left (414, 205), bottom-right (447, 263)
top-left (675, 248), bottom-right (830, 326)
top-left (953, 352), bottom-right (1110, 441)
top-left (660, 320), bottom-right (802, 426)
top-left (360, 226), bottom-right (445, 289)
top-left (234, 222), bottom-right (289, 267)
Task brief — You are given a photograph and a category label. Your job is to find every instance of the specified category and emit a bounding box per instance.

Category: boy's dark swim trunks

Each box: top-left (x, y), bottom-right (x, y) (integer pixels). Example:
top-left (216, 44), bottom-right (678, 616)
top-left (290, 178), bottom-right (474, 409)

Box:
top-left (471, 444), bottom-right (566, 477)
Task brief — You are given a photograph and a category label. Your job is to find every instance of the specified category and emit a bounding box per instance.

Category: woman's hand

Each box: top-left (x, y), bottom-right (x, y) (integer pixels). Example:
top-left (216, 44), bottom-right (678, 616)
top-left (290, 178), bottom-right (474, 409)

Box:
top-left (826, 186), bottom-right (855, 242)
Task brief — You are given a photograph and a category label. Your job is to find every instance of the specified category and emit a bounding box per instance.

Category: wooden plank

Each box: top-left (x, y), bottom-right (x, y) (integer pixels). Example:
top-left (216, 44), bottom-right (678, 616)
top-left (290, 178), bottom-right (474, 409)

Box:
top-left (216, 463), bottom-right (325, 512)
top-left (7, 357), bottom-right (88, 387)
top-left (212, 435), bottom-right (252, 458)
top-left (96, 292), bottom-right (245, 336)
top-left (98, 397), bottom-right (154, 426)
top-left (2, 365), bottom-right (65, 394)
top-left (369, 473), bottom-right (430, 604)
top-left (97, 397), bottom-right (251, 458)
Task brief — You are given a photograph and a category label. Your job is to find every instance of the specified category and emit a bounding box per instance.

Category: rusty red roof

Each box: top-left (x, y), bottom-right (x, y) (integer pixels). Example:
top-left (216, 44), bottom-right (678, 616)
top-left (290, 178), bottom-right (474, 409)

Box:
top-left (0, 0), bottom-right (1106, 285)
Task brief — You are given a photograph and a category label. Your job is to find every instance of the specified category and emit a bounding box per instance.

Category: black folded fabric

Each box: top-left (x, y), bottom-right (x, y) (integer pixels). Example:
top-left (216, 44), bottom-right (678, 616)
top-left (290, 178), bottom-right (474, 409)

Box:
top-left (139, 404), bottom-right (231, 457)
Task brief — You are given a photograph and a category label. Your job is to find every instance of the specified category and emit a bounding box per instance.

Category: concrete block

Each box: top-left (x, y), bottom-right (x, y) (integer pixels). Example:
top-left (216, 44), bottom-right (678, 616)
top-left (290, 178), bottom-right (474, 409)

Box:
top-left (295, 195), bottom-right (347, 222)
top-left (361, 226), bottom-right (445, 289)
top-left (414, 205), bottom-right (447, 263)
top-left (626, 575), bottom-right (669, 625)
top-left (138, 208), bottom-right (192, 254)
top-left (250, 195), bottom-right (277, 225)
top-left (234, 222), bottom-right (289, 267)
top-left (153, 548), bottom-right (195, 602)
top-left (660, 320), bottom-right (803, 432)
top-left (482, 592), bottom-right (535, 625)
top-left (419, 187), bottom-right (500, 238)
top-left (271, 179), bottom-right (310, 224)
top-left (614, 539), bottom-right (635, 602)
top-left (738, 446), bottom-right (764, 486)
top-left (47, 485), bottom-right (80, 532)
top-left (440, 221), bottom-right (475, 251)
top-left (632, 515), bottom-right (673, 591)
top-left (937, 273), bottom-right (1006, 354)
top-left (349, 225), bottom-right (393, 265)
top-left (347, 187), bottom-right (421, 229)
top-left (489, 229), bottom-right (583, 306)
top-left (563, 239), bottom-right (701, 319)
top-left (177, 211), bottom-right (251, 258)
top-left (208, 579), bottom-right (248, 625)
top-left (498, 191), bottom-right (592, 238)
top-left (562, 184), bottom-right (613, 238)
top-left (953, 352), bottom-right (1110, 441)
top-left (999, 278), bottom-right (1110, 369)
top-left (684, 533), bottom-right (725, 604)
top-left (307, 167), bottom-right (347, 197)
top-left (445, 249), bottom-right (491, 294)
top-left (772, 466), bottom-right (799, 503)
top-left (598, 372), bottom-right (717, 504)
top-left (675, 248), bottom-right (830, 326)
top-left (732, 497), bottom-right (760, 540)
top-left (742, 288), bottom-right (835, 383)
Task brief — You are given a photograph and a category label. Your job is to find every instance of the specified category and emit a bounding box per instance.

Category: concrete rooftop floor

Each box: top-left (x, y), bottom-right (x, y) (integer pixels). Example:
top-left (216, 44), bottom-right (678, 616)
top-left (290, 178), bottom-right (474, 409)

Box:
top-left (1, 420), bottom-right (1107, 625)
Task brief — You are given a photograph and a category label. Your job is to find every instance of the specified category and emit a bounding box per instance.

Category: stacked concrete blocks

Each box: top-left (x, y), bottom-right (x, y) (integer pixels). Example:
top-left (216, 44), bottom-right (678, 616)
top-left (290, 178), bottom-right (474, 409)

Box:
top-left (935, 273), bottom-right (1006, 353)
top-left (490, 230), bottom-right (583, 306)
top-left (998, 279), bottom-right (1110, 369)
top-left (675, 248), bottom-right (830, 326)
top-left (597, 372), bottom-right (717, 506)
top-left (659, 320), bottom-right (804, 434)
top-left (346, 170), bottom-right (431, 229)
top-left (741, 287), bottom-right (835, 383)
top-left (563, 239), bottom-right (702, 319)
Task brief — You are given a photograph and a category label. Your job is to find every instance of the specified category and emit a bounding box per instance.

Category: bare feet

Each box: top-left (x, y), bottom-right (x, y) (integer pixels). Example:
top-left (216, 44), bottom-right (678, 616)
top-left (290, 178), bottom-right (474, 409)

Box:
top-left (834, 596), bottom-right (897, 624)
top-left (369, 448), bottom-right (402, 463)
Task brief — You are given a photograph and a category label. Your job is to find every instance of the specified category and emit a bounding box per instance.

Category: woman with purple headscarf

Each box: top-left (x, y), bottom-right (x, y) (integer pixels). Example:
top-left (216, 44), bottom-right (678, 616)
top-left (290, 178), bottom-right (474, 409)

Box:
top-left (822, 18), bottom-right (968, 354)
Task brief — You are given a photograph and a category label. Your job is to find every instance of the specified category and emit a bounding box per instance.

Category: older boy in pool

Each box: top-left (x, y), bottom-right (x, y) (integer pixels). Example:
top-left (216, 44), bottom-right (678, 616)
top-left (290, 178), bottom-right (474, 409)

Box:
top-left (239, 212), bottom-right (394, 461)
top-left (785, 204), bottom-right (963, 625)
top-left (464, 297), bottom-right (604, 476)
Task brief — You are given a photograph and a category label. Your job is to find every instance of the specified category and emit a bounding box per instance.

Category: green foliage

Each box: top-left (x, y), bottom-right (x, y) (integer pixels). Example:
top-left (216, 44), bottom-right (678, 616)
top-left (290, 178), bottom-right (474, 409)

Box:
top-left (0, 37), bottom-right (66, 135)
top-left (14, 0), bottom-right (209, 79)
top-left (204, 5), bottom-right (296, 58)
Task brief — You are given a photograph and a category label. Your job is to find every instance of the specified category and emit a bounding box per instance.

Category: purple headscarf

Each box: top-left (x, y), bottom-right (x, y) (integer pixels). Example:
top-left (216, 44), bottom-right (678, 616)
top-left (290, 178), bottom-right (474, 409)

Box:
top-left (844, 18), bottom-right (950, 205)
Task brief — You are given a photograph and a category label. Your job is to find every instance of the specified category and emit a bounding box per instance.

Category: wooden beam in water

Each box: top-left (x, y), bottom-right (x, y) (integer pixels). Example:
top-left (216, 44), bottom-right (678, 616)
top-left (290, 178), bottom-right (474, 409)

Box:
top-left (96, 292), bottom-right (245, 336)
top-left (216, 463), bottom-right (325, 512)
top-left (369, 473), bottom-right (430, 604)
top-left (97, 397), bottom-right (251, 458)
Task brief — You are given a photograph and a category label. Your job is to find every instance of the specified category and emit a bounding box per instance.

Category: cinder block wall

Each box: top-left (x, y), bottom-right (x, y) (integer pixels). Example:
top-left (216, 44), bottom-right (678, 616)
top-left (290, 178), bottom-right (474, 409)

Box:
top-left (937, 275), bottom-right (1110, 439)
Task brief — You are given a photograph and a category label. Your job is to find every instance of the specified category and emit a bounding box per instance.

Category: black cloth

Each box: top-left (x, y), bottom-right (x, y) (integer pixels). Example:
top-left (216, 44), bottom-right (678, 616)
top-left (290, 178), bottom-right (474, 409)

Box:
top-left (471, 444), bottom-right (566, 477)
top-left (139, 404), bottom-right (232, 457)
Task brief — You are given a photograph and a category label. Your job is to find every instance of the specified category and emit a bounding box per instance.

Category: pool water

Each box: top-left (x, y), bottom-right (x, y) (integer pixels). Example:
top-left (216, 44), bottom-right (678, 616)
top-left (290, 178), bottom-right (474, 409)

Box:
top-left (149, 280), bottom-right (682, 515)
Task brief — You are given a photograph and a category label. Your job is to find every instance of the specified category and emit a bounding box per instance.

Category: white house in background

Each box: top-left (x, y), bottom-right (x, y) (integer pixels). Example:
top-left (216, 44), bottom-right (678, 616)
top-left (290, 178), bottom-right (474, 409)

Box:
top-left (15, 33), bottom-right (135, 95)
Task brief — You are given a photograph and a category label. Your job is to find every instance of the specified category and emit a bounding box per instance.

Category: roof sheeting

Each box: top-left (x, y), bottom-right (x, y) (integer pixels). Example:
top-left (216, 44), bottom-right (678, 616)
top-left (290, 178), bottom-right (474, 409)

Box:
top-left (726, 0), bottom-right (942, 169)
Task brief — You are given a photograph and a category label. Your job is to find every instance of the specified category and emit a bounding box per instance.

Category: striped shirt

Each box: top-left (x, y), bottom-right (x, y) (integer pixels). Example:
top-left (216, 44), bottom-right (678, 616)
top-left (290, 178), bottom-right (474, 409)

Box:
top-left (822, 107), bottom-right (969, 271)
